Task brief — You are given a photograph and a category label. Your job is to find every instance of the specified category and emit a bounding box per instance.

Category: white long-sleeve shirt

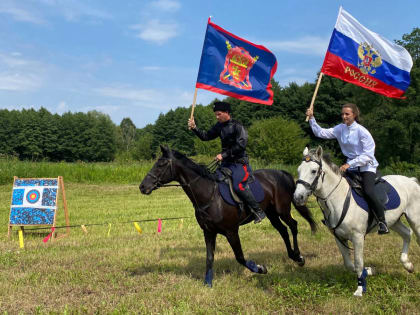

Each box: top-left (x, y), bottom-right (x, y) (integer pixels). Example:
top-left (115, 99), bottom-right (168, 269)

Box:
top-left (309, 118), bottom-right (378, 172)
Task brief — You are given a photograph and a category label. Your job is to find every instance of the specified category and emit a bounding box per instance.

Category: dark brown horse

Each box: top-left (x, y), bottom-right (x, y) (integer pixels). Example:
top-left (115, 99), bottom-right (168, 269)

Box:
top-left (140, 145), bottom-right (317, 287)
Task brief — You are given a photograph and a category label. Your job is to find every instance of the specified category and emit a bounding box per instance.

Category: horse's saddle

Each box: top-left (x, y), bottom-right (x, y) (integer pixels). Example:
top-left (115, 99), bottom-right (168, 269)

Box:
top-left (345, 171), bottom-right (400, 212)
top-left (216, 167), bottom-right (265, 207)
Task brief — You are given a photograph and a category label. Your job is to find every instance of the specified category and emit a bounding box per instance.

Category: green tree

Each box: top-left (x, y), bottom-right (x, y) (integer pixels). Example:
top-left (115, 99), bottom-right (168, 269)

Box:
top-left (248, 116), bottom-right (309, 164)
top-left (133, 132), bottom-right (154, 160)
top-left (120, 118), bottom-right (137, 152)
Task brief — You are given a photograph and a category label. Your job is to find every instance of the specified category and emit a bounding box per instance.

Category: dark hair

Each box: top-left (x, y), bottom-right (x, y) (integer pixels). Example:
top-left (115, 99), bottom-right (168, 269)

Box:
top-left (342, 103), bottom-right (360, 123)
top-left (213, 101), bottom-right (231, 113)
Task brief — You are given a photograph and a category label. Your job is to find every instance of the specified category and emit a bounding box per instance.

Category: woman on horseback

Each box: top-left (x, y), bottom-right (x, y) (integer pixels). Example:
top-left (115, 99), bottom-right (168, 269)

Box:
top-left (306, 103), bottom-right (389, 234)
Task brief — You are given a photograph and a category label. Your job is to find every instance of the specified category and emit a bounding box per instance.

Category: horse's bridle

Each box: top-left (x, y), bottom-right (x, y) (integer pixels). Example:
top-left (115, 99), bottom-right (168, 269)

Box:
top-left (147, 157), bottom-right (177, 189)
top-left (146, 157), bottom-right (216, 215)
top-left (297, 155), bottom-right (351, 249)
top-left (296, 155), bottom-right (324, 193)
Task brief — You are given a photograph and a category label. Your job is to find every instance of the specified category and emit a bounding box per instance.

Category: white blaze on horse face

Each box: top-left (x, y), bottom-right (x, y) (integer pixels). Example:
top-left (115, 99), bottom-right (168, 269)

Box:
top-left (294, 160), bottom-right (320, 205)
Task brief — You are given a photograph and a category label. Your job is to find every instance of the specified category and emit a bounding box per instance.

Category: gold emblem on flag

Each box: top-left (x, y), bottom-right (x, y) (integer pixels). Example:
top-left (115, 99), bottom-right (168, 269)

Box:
top-left (357, 42), bottom-right (382, 75)
top-left (219, 40), bottom-right (259, 90)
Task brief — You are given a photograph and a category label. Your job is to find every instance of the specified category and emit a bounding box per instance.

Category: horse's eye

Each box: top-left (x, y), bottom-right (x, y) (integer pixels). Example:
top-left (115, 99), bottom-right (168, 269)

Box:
top-left (311, 170), bottom-right (317, 174)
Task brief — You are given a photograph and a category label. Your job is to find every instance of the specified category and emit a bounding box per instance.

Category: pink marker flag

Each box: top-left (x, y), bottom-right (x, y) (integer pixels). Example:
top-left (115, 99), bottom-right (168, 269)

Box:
top-left (157, 219), bottom-right (162, 233)
top-left (43, 227), bottom-right (55, 243)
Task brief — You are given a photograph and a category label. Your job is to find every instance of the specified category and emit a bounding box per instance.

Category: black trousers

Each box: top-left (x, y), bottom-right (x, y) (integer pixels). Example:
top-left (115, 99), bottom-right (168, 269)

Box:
top-left (361, 171), bottom-right (386, 222)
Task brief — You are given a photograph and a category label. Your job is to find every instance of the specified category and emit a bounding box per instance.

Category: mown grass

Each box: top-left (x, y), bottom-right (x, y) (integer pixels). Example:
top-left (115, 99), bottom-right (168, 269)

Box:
top-left (1, 179), bottom-right (419, 314)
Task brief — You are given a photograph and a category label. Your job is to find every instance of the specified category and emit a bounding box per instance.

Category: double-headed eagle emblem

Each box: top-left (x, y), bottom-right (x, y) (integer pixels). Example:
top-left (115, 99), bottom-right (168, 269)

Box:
top-left (357, 42), bottom-right (382, 75)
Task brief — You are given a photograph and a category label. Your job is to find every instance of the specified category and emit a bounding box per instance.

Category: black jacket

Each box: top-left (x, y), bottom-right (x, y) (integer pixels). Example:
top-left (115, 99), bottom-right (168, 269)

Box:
top-left (192, 119), bottom-right (248, 163)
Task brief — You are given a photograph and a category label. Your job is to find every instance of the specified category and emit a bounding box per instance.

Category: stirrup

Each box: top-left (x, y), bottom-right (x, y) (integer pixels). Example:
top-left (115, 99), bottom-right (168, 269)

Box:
top-left (378, 222), bottom-right (389, 235)
top-left (253, 209), bottom-right (266, 224)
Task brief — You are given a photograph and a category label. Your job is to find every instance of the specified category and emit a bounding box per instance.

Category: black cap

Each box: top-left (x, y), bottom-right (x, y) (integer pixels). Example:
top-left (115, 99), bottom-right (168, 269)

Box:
top-left (213, 101), bottom-right (231, 113)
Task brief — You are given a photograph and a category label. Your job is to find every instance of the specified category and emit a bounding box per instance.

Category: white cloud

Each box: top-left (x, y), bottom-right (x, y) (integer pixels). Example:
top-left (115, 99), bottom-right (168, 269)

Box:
top-left (94, 85), bottom-right (199, 112)
top-left (140, 66), bottom-right (164, 71)
top-left (0, 73), bottom-right (42, 91)
top-left (264, 36), bottom-right (330, 56)
top-left (57, 2), bottom-right (113, 22)
top-left (0, 0), bottom-right (112, 24)
top-left (151, 0), bottom-right (181, 12)
top-left (131, 19), bottom-right (179, 45)
top-left (95, 86), bottom-right (161, 103)
top-left (0, 2), bottom-right (46, 24)
top-left (0, 53), bottom-right (46, 91)
top-left (56, 101), bottom-right (69, 114)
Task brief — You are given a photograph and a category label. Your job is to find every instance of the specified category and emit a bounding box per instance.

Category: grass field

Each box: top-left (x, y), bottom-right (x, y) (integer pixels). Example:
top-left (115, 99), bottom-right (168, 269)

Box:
top-left (0, 178), bottom-right (419, 314)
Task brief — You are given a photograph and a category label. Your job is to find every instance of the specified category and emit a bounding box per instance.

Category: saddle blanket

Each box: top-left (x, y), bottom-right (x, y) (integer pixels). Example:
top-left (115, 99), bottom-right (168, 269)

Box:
top-left (352, 179), bottom-right (400, 212)
top-left (218, 179), bottom-right (265, 206)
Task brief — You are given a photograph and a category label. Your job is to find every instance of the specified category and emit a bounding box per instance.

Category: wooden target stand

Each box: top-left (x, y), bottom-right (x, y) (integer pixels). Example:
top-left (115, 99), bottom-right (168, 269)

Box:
top-left (8, 176), bottom-right (70, 241)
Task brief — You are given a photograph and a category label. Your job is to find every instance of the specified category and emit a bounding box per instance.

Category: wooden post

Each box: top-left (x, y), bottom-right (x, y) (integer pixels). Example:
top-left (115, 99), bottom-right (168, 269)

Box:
top-left (7, 176), bottom-right (17, 238)
top-left (55, 176), bottom-right (70, 240)
top-left (189, 87), bottom-right (198, 120)
top-left (306, 72), bottom-right (324, 121)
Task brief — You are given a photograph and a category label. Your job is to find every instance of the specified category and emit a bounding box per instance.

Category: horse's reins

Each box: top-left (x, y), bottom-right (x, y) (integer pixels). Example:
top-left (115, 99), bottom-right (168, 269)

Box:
top-left (147, 157), bottom-right (217, 215)
top-left (297, 155), bottom-right (353, 250)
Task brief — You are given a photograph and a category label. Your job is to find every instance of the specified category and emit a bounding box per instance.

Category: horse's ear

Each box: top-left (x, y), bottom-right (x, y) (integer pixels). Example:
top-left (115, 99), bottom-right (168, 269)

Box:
top-left (303, 147), bottom-right (309, 156)
top-left (160, 145), bottom-right (169, 156)
top-left (316, 146), bottom-right (323, 158)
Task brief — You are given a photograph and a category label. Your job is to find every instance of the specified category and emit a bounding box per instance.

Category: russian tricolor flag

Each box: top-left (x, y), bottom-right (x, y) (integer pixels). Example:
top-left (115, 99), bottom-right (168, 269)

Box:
top-left (322, 7), bottom-right (413, 98)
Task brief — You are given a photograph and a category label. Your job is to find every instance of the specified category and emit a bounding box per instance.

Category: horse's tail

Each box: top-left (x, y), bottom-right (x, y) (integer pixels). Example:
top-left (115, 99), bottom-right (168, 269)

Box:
top-left (282, 170), bottom-right (318, 234)
top-left (292, 201), bottom-right (317, 234)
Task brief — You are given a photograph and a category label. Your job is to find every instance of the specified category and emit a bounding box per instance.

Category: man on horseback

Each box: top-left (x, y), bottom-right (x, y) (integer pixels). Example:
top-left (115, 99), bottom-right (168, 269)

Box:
top-left (306, 103), bottom-right (389, 234)
top-left (188, 101), bottom-right (266, 223)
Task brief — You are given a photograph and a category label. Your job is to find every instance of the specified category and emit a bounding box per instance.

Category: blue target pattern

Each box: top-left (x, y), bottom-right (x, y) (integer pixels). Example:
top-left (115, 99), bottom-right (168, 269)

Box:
top-left (10, 207), bottom-right (55, 225)
top-left (12, 189), bottom-right (25, 205)
top-left (15, 179), bottom-right (58, 187)
top-left (42, 188), bottom-right (57, 206)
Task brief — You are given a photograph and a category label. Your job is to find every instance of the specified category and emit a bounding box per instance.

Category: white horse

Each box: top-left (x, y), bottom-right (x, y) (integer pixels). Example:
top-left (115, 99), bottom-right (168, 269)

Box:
top-left (293, 146), bottom-right (420, 297)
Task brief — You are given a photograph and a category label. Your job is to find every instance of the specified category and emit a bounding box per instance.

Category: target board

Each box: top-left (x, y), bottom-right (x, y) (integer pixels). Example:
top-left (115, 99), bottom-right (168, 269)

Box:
top-left (8, 176), bottom-right (70, 239)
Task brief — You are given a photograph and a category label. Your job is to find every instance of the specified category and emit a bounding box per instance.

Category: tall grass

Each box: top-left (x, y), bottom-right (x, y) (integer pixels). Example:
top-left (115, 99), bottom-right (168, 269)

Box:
top-left (1, 154), bottom-right (418, 186)
top-left (0, 157), bottom-right (154, 185)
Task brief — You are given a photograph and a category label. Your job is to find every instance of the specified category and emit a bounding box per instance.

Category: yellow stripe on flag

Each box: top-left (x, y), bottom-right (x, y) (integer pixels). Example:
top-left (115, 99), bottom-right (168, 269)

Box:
top-left (133, 222), bottom-right (142, 235)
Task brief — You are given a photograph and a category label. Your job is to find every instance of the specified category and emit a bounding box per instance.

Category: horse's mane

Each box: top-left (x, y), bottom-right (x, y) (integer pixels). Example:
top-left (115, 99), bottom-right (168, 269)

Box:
top-left (308, 148), bottom-right (341, 176)
top-left (171, 150), bottom-right (215, 180)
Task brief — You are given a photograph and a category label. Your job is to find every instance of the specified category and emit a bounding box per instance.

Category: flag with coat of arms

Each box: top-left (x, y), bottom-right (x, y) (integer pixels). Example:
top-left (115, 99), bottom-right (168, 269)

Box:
top-left (321, 7), bottom-right (413, 98)
top-left (196, 18), bottom-right (278, 105)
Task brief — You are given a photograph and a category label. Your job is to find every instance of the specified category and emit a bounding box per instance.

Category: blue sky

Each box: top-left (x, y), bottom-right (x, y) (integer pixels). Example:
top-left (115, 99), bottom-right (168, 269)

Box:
top-left (0, 0), bottom-right (418, 128)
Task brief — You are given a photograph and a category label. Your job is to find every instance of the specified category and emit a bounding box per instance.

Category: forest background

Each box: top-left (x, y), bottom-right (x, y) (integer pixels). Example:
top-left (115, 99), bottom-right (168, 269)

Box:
top-left (0, 28), bottom-right (419, 182)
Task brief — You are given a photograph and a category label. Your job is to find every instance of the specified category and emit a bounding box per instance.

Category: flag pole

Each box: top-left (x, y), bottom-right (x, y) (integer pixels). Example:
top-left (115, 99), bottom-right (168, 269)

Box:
top-left (190, 87), bottom-right (198, 120)
top-left (306, 72), bottom-right (324, 121)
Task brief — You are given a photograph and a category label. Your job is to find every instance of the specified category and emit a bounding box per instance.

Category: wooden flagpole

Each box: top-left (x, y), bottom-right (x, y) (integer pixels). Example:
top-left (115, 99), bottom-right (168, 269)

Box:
top-left (189, 87), bottom-right (198, 120)
top-left (306, 72), bottom-right (324, 121)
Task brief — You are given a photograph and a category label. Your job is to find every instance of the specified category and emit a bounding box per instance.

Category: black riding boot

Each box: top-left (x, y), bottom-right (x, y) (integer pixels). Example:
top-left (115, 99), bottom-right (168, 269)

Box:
top-left (373, 206), bottom-right (389, 234)
top-left (236, 186), bottom-right (266, 223)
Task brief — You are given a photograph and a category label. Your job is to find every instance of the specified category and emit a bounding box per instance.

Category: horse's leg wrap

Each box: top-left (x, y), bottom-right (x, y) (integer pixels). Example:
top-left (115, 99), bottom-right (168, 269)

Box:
top-left (246, 260), bottom-right (259, 273)
top-left (354, 268), bottom-right (368, 296)
top-left (204, 269), bottom-right (213, 287)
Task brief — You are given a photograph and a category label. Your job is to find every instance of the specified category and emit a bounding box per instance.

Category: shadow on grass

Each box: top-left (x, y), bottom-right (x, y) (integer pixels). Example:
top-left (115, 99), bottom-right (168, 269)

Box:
top-left (125, 244), bottom-right (315, 283)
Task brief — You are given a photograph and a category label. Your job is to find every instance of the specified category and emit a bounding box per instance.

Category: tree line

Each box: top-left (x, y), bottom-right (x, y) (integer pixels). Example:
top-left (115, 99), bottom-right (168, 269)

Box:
top-left (0, 28), bottom-right (419, 166)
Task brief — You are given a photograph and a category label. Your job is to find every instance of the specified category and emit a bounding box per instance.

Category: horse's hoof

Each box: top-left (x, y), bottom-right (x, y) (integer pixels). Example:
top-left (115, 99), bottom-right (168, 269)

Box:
top-left (353, 286), bottom-right (364, 297)
top-left (405, 262), bottom-right (414, 273)
top-left (257, 264), bottom-right (268, 274)
top-left (296, 256), bottom-right (305, 267)
top-left (365, 267), bottom-right (374, 276)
